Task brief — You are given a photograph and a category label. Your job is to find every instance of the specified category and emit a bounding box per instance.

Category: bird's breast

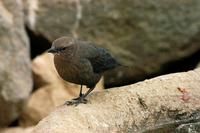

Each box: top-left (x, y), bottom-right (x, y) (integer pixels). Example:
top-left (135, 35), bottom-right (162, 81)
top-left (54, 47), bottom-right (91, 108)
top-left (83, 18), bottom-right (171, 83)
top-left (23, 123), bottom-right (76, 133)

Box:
top-left (54, 56), bottom-right (79, 81)
top-left (53, 55), bottom-right (100, 87)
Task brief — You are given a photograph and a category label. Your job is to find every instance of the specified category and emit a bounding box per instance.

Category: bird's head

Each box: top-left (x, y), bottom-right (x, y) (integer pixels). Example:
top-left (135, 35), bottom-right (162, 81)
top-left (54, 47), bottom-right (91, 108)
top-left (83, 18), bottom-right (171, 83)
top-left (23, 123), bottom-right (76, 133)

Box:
top-left (47, 36), bottom-right (76, 56)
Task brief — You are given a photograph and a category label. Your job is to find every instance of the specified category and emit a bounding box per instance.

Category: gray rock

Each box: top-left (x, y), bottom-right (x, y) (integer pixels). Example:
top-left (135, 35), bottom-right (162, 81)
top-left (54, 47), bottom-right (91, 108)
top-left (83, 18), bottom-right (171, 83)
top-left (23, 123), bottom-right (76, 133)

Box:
top-left (176, 122), bottom-right (200, 133)
top-left (0, 0), bottom-right (32, 126)
top-left (25, 0), bottom-right (200, 86)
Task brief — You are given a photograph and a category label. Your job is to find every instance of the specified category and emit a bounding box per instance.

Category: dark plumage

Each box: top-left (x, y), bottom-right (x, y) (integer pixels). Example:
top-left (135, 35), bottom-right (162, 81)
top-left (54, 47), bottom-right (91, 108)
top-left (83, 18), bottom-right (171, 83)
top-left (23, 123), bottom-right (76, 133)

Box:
top-left (47, 36), bottom-right (120, 105)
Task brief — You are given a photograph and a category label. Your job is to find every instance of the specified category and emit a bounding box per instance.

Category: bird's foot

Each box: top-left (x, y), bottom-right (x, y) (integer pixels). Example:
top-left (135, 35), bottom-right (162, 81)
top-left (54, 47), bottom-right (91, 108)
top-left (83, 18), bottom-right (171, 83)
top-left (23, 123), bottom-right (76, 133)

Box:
top-left (64, 97), bottom-right (87, 106)
top-left (72, 93), bottom-right (83, 101)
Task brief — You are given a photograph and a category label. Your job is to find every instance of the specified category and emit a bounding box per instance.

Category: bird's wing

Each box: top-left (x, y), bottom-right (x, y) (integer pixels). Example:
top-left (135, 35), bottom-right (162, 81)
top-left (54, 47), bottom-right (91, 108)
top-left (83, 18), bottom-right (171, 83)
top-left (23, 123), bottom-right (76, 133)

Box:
top-left (87, 45), bottom-right (120, 73)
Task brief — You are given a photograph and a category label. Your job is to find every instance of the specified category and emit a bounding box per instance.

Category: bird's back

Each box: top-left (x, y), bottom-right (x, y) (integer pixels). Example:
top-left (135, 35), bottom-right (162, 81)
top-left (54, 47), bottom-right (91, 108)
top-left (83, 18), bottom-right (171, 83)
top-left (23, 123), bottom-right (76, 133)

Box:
top-left (77, 41), bottom-right (120, 74)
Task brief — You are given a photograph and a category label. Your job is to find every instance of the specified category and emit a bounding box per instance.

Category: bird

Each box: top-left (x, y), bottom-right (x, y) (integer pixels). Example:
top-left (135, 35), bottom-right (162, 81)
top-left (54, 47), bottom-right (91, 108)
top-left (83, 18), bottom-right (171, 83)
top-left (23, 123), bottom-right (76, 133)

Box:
top-left (47, 36), bottom-right (121, 105)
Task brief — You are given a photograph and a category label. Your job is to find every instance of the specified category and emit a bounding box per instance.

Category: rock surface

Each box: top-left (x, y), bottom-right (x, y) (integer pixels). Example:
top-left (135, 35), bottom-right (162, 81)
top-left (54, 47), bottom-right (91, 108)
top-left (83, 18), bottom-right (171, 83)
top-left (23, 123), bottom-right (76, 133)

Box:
top-left (0, 0), bottom-right (32, 126)
top-left (176, 122), bottom-right (200, 133)
top-left (24, 0), bottom-right (200, 87)
top-left (32, 68), bottom-right (200, 133)
top-left (0, 127), bottom-right (34, 133)
top-left (20, 53), bottom-right (104, 127)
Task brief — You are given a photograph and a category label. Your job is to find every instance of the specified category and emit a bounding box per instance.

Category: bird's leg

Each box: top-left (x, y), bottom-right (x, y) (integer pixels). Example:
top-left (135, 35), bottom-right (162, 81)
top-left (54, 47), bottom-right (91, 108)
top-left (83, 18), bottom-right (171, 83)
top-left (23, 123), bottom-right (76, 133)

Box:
top-left (79, 85), bottom-right (83, 97)
top-left (72, 85), bottom-right (83, 100)
top-left (64, 86), bottom-right (95, 106)
top-left (82, 86), bottom-right (95, 100)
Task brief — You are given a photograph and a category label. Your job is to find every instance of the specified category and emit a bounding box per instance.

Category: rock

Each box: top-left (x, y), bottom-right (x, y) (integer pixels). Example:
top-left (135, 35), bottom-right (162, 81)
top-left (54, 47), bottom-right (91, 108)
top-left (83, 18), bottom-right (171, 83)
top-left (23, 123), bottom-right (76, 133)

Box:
top-left (0, 0), bottom-right (32, 126)
top-left (0, 127), bottom-right (34, 133)
top-left (20, 53), bottom-right (104, 127)
top-left (176, 122), bottom-right (200, 133)
top-left (32, 68), bottom-right (200, 133)
top-left (31, 53), bottom-right (60, 89)
top-left (24, 0), bottom-right (200, 87)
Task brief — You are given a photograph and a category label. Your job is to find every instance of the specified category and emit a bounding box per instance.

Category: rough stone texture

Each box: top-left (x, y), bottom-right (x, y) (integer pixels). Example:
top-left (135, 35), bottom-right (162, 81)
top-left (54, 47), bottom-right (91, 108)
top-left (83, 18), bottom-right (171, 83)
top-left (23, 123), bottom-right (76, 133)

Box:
top-left (0, 127), bottom-right (34, 133)
top-left (32, 68), bottom-right (200, 133)
top-left (20, 53), bottom-right (104, 127)
top-left (24, 0), bottom-right (200, 87)
top-left (0, 0), bottom-right (32, 126)
top-left (176, 122), bottom-right (200, 133)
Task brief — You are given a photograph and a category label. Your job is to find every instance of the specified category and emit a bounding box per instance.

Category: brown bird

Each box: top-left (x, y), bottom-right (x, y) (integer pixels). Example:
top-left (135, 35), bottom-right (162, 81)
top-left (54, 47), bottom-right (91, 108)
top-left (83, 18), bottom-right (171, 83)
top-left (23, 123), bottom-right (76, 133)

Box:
top-left (47, 36), bottom-right (120, 105)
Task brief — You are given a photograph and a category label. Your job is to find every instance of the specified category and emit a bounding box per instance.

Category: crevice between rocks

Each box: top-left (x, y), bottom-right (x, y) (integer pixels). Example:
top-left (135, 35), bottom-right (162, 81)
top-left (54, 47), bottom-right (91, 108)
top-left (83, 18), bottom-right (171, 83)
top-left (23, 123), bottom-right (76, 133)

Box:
top-left (161, 49), bottom-right (200, 74)
top-left (143, 110), bottom-right (200, 133)
top-left (8, 119), bottom-right (19, 127)
top-left (25, 26), bottom-right (51, 59)
top-left (105, 48), bottom-right (200, 88)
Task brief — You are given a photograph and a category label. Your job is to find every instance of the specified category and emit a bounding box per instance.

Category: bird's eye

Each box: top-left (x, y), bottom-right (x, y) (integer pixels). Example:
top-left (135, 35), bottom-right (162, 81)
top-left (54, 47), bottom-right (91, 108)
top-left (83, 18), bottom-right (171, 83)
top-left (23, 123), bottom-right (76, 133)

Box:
top-left (61, 47), bottom-right (67, 50)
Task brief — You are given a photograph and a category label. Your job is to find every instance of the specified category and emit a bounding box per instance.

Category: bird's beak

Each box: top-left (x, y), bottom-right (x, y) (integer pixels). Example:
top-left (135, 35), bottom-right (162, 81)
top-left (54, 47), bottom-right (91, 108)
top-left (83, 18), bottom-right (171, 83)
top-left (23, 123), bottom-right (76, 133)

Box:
top-left (47, 47), bottom-right (58, 53)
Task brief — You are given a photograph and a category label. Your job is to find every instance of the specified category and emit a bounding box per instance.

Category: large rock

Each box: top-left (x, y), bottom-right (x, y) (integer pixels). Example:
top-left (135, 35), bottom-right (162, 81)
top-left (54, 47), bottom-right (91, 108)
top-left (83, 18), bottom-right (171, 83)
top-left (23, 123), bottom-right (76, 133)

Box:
top-left (24, 0), bottom-right (200, 87)
top-left (32, 68), bottom-right (200, 133)
top-left (0, 0), bottom-right (32, 126)
top-left (20, 53), bottom-right (104, 127)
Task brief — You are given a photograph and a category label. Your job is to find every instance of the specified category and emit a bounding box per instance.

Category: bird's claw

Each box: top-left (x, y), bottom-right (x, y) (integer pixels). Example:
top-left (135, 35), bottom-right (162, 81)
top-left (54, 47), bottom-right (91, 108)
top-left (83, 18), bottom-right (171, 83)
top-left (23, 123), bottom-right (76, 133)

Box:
top-left (64, 97), bottom-right (87, 106)
top-left (72, 96), bottom-right (82, 101)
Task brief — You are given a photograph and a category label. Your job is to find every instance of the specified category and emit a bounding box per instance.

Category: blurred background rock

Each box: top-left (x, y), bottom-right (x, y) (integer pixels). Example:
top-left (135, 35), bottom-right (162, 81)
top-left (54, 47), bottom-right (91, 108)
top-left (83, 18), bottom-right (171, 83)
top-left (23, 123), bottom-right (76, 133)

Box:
top-left (0, 0), bottom-right (32, 127)
top-left (0, 0), bottom-right (200, 132)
